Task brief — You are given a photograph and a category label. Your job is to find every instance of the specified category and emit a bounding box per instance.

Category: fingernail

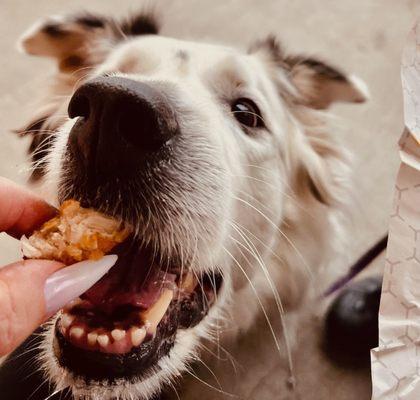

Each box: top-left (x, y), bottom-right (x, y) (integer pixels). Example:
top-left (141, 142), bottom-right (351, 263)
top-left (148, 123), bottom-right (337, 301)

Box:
top-left (44, 254), bottom-right (118, 316)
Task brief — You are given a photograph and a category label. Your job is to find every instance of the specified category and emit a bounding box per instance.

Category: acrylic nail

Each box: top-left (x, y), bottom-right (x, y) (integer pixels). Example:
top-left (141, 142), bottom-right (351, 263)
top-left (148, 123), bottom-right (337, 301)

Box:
top-left (44, 254), bottom-right (117, 316)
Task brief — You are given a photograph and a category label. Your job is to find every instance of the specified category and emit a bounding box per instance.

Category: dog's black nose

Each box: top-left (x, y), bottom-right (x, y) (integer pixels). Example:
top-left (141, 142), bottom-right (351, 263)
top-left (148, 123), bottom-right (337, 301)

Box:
top-left (68, 76), bottom-right (178, 177)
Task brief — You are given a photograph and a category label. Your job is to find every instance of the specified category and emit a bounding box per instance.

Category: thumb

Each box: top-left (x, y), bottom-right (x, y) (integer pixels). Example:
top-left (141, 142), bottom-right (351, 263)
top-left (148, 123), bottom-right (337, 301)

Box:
top-left (0, 259), bottom-right (62, 356)
top-left (0, 255), bottom-right (117, 356)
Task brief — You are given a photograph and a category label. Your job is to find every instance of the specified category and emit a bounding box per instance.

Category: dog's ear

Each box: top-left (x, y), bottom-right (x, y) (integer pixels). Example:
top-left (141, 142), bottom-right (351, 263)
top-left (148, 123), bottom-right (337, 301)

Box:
top-left (251, 37), bottom-right (357, 206)
top-left (285, 56), bottom-right (369, 109)
top-left (18, 11), bottom-right (160, 73)
top-left (250, 36), bottom-right (369, 109)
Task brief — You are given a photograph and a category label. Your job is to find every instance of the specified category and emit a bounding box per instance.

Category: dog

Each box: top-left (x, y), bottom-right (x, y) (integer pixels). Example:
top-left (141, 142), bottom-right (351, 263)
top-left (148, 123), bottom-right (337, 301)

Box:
top-left (3, 9), bottom-right (368, 400)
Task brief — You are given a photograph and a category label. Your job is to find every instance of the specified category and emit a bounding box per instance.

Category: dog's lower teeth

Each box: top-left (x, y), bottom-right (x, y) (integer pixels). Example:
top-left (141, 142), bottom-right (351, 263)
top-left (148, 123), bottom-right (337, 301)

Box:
top-left (131, 327), bottom-right (146, 346)
top-left (97, 334), bottom-right (110, 347)
top-left (60, 282), bottom-right (177, 353)
top-left (87, 331), bottom-right (98, 346)
top-left (69, 326), bottom-right (84, 339)
top-left (111, 329), bottom-right (126, 341)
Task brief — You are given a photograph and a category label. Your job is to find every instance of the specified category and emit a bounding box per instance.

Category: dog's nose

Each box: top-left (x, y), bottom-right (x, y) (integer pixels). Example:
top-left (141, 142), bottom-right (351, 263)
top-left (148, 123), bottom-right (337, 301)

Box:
top-left (68, 76), bottom-right (178, 176)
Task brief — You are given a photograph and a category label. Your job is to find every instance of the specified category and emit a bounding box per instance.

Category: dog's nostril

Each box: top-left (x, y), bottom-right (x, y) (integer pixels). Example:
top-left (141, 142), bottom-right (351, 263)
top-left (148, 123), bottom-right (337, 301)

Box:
top-left (68, 94), bottom-right (90, 119)
top-left (117, 103), bottom-right (160, 150)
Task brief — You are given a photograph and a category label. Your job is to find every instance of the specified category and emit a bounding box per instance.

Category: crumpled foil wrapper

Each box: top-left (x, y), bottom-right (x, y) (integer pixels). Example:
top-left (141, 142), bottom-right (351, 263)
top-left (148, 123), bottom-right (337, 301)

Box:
top-left (371, 22), bottom-right (420, 399)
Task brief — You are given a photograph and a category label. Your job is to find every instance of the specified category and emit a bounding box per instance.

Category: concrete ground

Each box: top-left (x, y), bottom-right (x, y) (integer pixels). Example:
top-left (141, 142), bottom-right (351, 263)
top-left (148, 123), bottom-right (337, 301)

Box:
top-left (0, 0), bottom-right (419, 399)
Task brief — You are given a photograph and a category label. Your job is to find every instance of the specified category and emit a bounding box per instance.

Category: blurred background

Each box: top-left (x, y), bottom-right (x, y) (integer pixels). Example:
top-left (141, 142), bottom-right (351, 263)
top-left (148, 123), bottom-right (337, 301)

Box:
top-left (0, 0), bottom-right (418, 398)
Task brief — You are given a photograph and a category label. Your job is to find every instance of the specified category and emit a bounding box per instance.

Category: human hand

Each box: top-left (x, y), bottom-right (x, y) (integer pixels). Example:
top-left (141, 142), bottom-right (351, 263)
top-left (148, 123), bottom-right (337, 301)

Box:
top-left (0, 177), bottom-right (117, 356)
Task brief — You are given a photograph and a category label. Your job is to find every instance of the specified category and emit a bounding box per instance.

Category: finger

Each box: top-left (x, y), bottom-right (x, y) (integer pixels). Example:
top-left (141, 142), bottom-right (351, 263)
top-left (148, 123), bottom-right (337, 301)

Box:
top-left (0, 177), bottom-right (57, 238)
top-left (0, 259), bottom-right (62, 356)
top-left (0, 256), bottom-right (118, 356)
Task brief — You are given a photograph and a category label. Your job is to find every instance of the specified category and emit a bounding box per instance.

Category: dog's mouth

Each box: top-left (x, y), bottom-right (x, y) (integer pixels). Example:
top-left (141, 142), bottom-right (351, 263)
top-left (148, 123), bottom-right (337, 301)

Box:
top-left (54, 239), bottom-right (222, 382)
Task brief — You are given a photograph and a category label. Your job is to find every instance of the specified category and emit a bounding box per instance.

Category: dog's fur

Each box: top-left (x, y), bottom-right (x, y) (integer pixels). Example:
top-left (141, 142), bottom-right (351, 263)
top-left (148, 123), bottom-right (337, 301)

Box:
top-left (15, 9), bottom-right (368, 400)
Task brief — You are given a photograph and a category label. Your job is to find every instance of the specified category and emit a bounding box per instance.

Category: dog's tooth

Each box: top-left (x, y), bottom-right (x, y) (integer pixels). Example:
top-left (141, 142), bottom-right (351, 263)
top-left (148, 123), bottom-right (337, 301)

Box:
top-left (97, 334), bottom-right (110, 347)
top-left (142, 289), bottom-right (173, 333)
top-left (179, 272), bottom-right (197, 293)
top-left (131, 327), bottom-right (146, 346)
top-left (69, 326), bottom-right (84, 340)
top-left (111, 329), bottom-right (126, 342)
top-left (61, 314), bottom-right (74, 329)
top-left (87, 332), bottom-right (98, 346)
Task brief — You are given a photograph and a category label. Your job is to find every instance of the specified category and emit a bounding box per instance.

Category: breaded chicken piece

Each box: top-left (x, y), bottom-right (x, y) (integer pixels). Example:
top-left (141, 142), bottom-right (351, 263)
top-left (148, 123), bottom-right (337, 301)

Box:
top-left (21, 200), bottom-right (130, 265)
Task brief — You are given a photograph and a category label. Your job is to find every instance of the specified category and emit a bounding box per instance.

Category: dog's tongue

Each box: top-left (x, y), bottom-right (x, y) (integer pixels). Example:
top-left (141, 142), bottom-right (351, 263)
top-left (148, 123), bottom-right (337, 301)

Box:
top-left (82, 245), bottom-right (176, 313)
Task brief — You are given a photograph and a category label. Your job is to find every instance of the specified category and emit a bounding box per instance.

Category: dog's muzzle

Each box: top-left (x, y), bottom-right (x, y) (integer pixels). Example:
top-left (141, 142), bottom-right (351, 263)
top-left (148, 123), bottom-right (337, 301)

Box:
top-left (50, 76), bottom-right (224, 384)
top-left (68, 76), bottom-right (179, 180)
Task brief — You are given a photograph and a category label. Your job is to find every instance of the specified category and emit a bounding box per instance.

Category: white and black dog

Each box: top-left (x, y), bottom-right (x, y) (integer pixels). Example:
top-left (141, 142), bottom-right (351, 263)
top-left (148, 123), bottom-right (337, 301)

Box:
top-left (0, 9), bottom-right (369, 400)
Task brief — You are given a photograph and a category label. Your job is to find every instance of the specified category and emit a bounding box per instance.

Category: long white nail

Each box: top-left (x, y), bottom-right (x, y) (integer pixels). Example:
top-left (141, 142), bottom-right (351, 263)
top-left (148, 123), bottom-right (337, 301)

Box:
top-left (44, 255), bottom-right (118, 316)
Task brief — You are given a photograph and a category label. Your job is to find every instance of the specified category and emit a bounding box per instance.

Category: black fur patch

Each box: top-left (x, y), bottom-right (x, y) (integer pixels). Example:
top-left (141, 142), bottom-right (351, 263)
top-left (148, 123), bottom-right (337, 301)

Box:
top-left (42, 13), bottom-right (106, 38)
top-left (250, 36), bottom-right (347, 82)
top-left (43, 23), bottom-right (68, 38)
top-left (121, 11), bottom-right (160, 36)
top-left (297, 58), bottom-right (347, 82)
top-left (16, 117), bottom-right (54, 181)
top-left (74, 13), bottom-right (106, 29)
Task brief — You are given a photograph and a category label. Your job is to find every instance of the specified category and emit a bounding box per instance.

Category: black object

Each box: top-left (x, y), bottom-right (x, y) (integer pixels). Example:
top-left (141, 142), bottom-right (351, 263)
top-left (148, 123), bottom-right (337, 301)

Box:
top-left (324, 276), bottom-right (382, 366)
top-left (324, 234), bottom-right (388, 296)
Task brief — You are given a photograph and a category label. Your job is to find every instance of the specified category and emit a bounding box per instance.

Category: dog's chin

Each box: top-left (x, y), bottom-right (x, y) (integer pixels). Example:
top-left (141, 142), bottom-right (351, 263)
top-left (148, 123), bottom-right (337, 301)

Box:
top-left (40, 233), bottom-right (224, 400)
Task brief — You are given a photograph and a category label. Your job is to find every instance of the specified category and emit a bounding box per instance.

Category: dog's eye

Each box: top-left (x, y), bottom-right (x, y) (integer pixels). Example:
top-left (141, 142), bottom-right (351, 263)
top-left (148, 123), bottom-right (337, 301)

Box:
top-left (231, 98), bottom-right (264, 128)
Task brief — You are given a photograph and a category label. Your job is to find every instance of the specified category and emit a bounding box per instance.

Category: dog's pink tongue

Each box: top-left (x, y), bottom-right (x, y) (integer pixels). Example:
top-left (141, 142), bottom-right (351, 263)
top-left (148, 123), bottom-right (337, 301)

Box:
top-left (82, 254), bottom-right (176, 313)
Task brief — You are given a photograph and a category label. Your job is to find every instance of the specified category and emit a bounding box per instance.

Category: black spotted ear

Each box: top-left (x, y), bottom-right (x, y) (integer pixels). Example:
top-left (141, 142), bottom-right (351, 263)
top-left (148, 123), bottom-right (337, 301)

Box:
top-left (120, 12), bottom-right (160, 36)
top-left (18, 11), bottom-right (160, 73)
top-left (285, 56), bottom-right (369, 109)
top-left (250, 36), bottom-right (369, 109)
top-left (18, 12), bottom-right (115, 72)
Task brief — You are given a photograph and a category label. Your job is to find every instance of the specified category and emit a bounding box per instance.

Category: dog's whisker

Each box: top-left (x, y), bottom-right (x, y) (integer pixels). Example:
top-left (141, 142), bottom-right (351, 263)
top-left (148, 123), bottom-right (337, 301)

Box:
top-left (42, 388), bottom-right (63, 400)
top-left (184, 363), bottom-right (238, 398)
top-left (2, 345), bottom-right (39, 368)
top-left (222, 246), bottom-right (284, 365)
top-left (210, 269), bottom-right (221, 355)
top-left (232, 195), bottom-right (313, 279)
top-left (26, 375), bottom-right (49, 400)
top-left (18, 114), bottom-right (69, 131)
top-left (199, 342), bottom-right (240, 375)
top-left (0, 336), bottom-right (42, 366)
top-left (19, 128), bottom-right (58, 135)
top-left (71, 71), bottom-right (96, 93)
top-left (228, 224), bottom-right (296, 384)
top-left (192, 356), bottom-right (224, 392)
top-left (230, 110), bottom-right (266, 125)
top-left (231, 219), bottom-right (286, 267)
top-left (237, 189), bottom-right (277, 217)
top-left (229, 173), bottom-right (315, 219)
top-left (166, 380), bottom-right (181, 400)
